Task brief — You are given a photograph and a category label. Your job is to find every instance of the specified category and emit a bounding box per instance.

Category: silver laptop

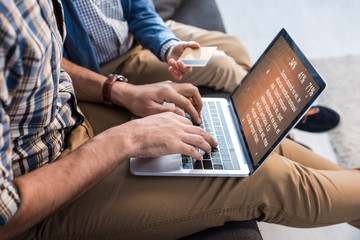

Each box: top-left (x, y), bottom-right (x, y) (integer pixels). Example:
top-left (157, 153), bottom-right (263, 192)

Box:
top-left (130, 28), bottom-right (327, 177)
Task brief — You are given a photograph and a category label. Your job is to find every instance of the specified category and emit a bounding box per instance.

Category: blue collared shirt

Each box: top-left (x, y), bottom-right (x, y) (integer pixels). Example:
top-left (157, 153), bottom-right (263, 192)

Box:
top-left (0, 0), bottom-right (83, 225)
top-left (72, 0), bottom-right (178, 65)
top-left (62, 0), bottom-right (180, 72)
top-left (73, 0), bottom-right (134, 64)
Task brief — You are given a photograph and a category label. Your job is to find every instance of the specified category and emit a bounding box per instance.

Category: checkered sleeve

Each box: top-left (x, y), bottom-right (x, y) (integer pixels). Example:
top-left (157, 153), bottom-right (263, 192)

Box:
top-left (160, 39), bottom-right (179, 62)
top-left (0, 15), bottom-right (21, 226)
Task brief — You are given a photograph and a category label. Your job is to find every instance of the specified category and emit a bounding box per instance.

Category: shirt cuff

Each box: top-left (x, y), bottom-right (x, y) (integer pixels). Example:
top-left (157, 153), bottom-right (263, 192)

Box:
top-left (160, 39), bottom-right (179, 62)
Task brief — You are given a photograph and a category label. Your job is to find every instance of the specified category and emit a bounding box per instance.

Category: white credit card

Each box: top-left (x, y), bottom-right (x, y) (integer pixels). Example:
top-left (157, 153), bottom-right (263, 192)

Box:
top-left (179, 46), bottom-right (217, 67)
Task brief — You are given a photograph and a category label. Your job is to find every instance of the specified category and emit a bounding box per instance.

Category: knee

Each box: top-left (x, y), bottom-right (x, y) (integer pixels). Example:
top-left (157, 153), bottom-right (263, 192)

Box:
top-left (250, 155), bottom-right (312, 206)
top-left (205, 51), bottom-right (249, 92)
top-left (224, 35), bottom-right (252, 65)
top-left (254, 155), bottom-right (294, 187)
top-left (251, 155), bottom-right (329, 223)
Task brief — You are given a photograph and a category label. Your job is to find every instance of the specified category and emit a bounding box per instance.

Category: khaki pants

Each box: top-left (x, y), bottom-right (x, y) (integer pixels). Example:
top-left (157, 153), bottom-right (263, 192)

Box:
top-left (20, 101), bottom-right (360, 240)
top-left (101, 20), bottom-right (252, 92)
top-left (20, 21), bottom-right (360, 239)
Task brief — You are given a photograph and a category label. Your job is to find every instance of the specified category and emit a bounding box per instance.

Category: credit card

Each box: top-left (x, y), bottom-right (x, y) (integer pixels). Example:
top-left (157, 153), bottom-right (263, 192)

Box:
top-left (179, 46), bottom-right (217, 67)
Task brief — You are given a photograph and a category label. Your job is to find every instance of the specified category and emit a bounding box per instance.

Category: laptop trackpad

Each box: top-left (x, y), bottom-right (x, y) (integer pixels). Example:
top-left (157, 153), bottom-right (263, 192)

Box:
top-left (130, 154), bottom-right (181, 173)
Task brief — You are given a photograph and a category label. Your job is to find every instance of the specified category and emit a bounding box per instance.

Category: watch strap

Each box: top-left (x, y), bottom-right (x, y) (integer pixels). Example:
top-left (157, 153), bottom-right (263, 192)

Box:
top-left (102, 74), bottom-right (128, 106)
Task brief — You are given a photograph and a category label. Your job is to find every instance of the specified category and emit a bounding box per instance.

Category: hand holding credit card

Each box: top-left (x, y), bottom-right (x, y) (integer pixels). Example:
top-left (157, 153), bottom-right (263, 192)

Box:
top-left (179, 46), bottom-right (217, 67)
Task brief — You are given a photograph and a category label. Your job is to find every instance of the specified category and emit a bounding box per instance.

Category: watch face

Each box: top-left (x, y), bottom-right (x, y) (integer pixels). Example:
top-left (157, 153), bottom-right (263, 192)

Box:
top-left (109, 74), bottom-right (128, 82)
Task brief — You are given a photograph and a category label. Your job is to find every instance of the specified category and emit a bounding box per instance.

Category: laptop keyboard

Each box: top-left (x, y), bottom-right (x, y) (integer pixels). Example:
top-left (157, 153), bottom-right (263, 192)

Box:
top-left (182, 101), bottom-right (240, 171)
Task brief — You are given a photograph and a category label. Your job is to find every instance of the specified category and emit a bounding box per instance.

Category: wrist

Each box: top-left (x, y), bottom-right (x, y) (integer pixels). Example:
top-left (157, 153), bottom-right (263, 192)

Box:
top-left (110, 81), bottom-right (135, 108)
top-left (102, 74), bottom-right (128, 106)
top-left (96, 121), bottom-right (138, 160)
top-left (162, 39), bottom-right (179, 62)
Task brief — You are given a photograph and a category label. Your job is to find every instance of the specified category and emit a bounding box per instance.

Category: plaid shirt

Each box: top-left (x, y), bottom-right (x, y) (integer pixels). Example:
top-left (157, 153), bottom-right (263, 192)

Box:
top-left (0, 0), bottom-right (83, 225)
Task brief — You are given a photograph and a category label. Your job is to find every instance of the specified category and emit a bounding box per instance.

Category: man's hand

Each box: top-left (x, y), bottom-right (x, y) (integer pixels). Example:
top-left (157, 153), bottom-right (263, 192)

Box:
top-left (112, 81), bottom-right (203, 125)
top-left (123, 112), bottom-right (217, 160)
top-left (166, 41), bottom-right (200, 81)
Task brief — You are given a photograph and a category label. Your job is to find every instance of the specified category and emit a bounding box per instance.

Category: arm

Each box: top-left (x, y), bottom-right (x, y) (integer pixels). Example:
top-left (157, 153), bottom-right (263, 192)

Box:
top-left (123, 0), bottom-right (179, 59)
top-left (62, 58), bottom-right (106, 103)
top-left (0, 131), bottom-right (128, 239)
top-left (1, 58), bottom-right (212, 238)
top-left (122, 0), bottom-right (200, 81)
top-left (62, 58), bottom-right (202, 124)
top-left (0, 112), bottom-right (217, 239)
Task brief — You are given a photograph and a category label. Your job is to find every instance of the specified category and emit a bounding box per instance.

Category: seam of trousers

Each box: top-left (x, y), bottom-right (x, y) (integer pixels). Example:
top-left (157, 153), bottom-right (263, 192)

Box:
top-left (40, 204), bottom-right (331, 240)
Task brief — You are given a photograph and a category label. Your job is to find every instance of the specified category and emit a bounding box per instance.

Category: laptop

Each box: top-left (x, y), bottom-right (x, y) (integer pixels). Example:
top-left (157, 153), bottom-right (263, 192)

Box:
top-left (130, 28), bottom-right (327, 177)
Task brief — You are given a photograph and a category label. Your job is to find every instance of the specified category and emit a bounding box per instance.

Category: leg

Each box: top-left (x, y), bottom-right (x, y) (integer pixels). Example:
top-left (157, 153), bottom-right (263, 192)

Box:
top-left (275, 138), bottom-right (344, 171)
top-left (29, 152), bottom-right (360, 240)
top-left (251, 153), bottom-right (360, 229)
top-left (21, 103), bottom-right (360, 239)
top-left (77, 102), bottom-right (132, 136)
top-left (100, 21), bottom-right (251, 92)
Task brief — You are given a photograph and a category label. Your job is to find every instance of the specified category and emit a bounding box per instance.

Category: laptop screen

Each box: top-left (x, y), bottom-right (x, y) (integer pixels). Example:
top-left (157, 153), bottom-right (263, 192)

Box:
top-left (230, 29), bottom-right (326, 171)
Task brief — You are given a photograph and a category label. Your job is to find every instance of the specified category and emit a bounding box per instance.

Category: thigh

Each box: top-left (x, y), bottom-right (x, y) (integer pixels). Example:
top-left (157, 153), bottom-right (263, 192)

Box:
top-left (113, 47), bottom-right (250, 92)
top-left (166, 20), bottom-right (251, 69)
top-left (31, 160), bottom-right (258, 240)
top-left (275, 138), bottom-right (344, 170)
top-left (77, 102), bottom-right (132, 135)
top-left (250, 153), bottom-right (360, 228)
top-left (58, 118), bottom-right (94, 159)
top-left (30, 149), bottom-right (360, 239)
top-left (21, 109), bottom-right (359, 239)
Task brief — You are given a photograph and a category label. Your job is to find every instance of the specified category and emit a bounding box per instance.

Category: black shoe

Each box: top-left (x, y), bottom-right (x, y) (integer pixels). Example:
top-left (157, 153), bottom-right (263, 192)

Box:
top-left (295, 106), bottom-right (340, 133)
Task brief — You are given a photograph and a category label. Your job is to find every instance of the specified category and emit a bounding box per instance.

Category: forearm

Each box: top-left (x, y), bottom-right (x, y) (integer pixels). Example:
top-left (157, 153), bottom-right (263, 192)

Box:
top-left (126, 0), bottom-right (179, 60)
top-left (62, 58), bottom-right (107, 102)
top-left (62, 58), bottom-right (134, 108)
top-left (0, 127), bottom-right (134, 239)
top-left (0, 110), bottom-right (217, 239)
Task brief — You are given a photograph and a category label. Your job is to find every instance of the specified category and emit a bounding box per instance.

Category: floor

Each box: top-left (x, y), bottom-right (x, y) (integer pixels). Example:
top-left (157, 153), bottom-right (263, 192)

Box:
top-left (215, 0), bottom-right (360, 239)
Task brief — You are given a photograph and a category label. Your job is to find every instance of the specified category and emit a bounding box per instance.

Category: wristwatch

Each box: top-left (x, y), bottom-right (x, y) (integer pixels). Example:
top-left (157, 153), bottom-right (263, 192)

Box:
top-left (102, 74), bottom-right (128, 106)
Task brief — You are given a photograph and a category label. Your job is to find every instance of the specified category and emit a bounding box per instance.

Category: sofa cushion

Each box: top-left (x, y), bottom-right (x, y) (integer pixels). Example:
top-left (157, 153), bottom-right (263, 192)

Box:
top-left (180, 221), bottom-right (263, 240)
top-left (152, 0), bottom-right (183, 21)
top-left (153, 0), bottom-right (226, 33)
top-left (172, 0), bottom-right (226, 33)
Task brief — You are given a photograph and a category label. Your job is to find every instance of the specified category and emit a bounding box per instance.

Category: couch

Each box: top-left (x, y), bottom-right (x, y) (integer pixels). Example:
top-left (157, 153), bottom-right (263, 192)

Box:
top-left (152, 0), bottom-right (263, 239)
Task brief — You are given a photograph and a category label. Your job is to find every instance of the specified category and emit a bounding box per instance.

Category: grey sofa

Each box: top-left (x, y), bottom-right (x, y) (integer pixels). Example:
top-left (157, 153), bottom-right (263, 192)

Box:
top-left (154, 0), bottom-right (226, 33)
top-left (152, 0), bottom-right (263, 239)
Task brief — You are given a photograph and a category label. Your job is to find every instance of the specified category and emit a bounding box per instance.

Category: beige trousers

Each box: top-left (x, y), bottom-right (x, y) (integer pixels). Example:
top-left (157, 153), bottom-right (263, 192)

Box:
top-left (20, 101), bottom-right (360, 240)
top-left (101, 20), bottom-right (252, 92)
top-left (19, 21), bottom-right (360, 240)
